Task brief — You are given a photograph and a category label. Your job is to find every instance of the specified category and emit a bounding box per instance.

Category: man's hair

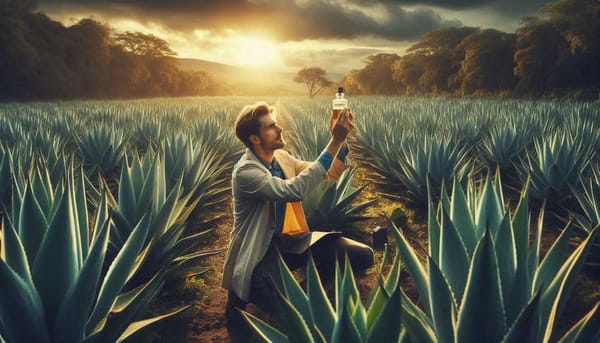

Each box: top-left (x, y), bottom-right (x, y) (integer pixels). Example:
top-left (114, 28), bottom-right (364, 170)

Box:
top-left (234, 101), bottom-right (273, 148)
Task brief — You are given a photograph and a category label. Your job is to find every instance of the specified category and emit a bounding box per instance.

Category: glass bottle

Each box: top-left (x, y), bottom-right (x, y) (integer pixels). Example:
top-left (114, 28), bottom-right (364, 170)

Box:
top-left (331, 86), bottom-right (348, 129)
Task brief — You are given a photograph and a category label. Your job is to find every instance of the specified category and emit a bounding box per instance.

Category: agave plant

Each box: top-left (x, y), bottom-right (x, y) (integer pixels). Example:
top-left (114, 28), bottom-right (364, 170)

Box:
top-left (191, 116), bottom-right (243, 163)
top-left (480, 124), bottom-right (530, 172)
top-left (572, 166), bottom-right (600, 232)
top-left (391, 174), bottom-right (599, 342)
top-left (517, 132), bottom-right (595, 204)
top-left (161, 134), bottom-right (232, 213)
top-left (571, 165), bottom-right (600, 268)
top-left (0, 166), bottom-right (188, 342)
top-left (302, 166), bottom-right (375, 230)
top-left (130, 119), bottom-right (162, 153)
top-left (242, 244), bottom-right (404, 342)
top-left (107, 149), bottom-right (221, 285)
top-left (76, 125), bottom-right (128, 177)
top-left (397, 136), bottom-right (471, 206)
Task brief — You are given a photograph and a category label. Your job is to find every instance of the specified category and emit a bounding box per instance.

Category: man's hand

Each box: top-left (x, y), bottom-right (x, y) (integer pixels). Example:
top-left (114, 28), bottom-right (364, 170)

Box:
top-left (330, 108), bottom-right (354, 132)
top-left (331, 109), bottom-right (353, 144)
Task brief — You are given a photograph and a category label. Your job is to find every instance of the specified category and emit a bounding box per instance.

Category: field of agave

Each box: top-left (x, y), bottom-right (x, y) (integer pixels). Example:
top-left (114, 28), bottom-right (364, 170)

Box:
top-left (0, 96), bottom-right (599, 342)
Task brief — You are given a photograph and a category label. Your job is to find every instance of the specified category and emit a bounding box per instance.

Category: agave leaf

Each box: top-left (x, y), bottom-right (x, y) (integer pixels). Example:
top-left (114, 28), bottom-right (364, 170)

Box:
top-left (1, 215), bottom-right (33, 286)
top-left (75, 169), bottom-right (90, 259)
top-left (32, 185), bottom-right (79, 328)
top-left (450, 178), bottom-right (477, 254)
top-left (508, 181), bottom-right (530, 317)
top-left (528, 205), bottom-right (545, 291)
top-left (115, 305), bottom-right (191, 343)
top-left (272, 285), bottom-right (316, 343)
top-left (0, 259), bottom-right (50, 343)
top-left (494, 213), bottom-right (517, 321)
top-left (399, 288), bottom-right (436, 343)
top-left (533, 222), bottom-right (574, 292)
top-left (390, 222), bottom-right (430, 313)
top-left (428, 258), bottom-right (457, 343)
top-left (350, 297), bottom-right (368, 340)
top-left (439, 206), bottom-right (470, 304)
top-left (366, 287), bottom-right (402, 343)
top-left (456, 230), bottom-right (506, 343)
top-left (85, 268), bottom-right (167, 343)
top-left (541, 228), bottom-right (598, 342)
top-left (366, 244), bottom-right (401, 330)
top-left (306, 253), bottom-right (335, 340)
top-left (428, 186), bottom-right (440, 264)
top-left (241, 310), bottom-right (289, 343)
top-left (557, 302), bottom-right (600, 343)
top-left (276, 252), bottom-right (313, 329)
top-left (331, 300), bottom-right (363, 343)
top-left (18, 183), bottom-right (48, 265)
top-left (54, 217), bottom-right (111, 342)
top-left (117, 159), bottom-right (137, 225)
top-left (86, 213), bottom-right (152, 334)
top-left (500, 291), bottom-right (541, 343)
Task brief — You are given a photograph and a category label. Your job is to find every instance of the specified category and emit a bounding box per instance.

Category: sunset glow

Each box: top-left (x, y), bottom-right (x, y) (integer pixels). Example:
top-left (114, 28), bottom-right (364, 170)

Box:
top-left (233, 35), bottom-right (280, 67)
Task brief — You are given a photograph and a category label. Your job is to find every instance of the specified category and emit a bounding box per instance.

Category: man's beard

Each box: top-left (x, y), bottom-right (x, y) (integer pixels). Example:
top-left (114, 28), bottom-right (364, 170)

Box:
top-left (260, 136), bottom-right (285, 150)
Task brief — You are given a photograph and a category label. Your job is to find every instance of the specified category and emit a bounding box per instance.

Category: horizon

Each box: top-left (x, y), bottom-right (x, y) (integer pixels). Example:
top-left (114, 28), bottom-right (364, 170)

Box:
top-left (38, 0), bottom-right (550, 75)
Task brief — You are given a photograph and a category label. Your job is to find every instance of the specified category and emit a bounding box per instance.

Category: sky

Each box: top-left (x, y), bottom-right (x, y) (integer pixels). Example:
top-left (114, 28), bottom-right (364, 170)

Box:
top-left (38, 0), bottom-right (551, 75)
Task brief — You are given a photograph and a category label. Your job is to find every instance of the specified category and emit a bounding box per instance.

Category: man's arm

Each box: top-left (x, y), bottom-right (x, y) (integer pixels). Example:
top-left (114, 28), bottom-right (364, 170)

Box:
top-left (235, 161), bottom-right (327, 202)
top-left (292, 146), bottom-right (350, 181)
top-left (236, 137), bottom-right (349, 201)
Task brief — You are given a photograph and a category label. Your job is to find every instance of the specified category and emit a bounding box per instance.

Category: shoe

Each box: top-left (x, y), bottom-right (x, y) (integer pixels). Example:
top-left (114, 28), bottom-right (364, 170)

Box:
top-left (225, 291), bottom-right (247, 326)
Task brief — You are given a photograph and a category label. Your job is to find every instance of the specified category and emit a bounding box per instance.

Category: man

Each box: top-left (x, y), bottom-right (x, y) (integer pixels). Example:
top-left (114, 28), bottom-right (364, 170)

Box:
top-left (222, 101), bottom-right (374, 323)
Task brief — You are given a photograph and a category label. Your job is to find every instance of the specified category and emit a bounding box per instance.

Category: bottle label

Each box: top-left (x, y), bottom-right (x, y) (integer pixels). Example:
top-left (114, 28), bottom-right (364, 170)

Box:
top-left (332, 99), bottom-right (348, 110)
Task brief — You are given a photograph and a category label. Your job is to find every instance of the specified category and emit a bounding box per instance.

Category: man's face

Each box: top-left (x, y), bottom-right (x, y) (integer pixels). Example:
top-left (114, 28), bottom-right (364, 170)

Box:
top-left (253, 113), bottom-right (285, 150)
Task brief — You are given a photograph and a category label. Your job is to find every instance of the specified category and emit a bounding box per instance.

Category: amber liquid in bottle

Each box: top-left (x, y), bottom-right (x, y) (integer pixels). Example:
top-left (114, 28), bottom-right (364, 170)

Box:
top-left (331, 86), bottom-right (348, 129)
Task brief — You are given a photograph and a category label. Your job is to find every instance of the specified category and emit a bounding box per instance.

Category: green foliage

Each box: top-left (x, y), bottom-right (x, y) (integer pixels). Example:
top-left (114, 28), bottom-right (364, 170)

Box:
top-left (302, 167), bottom-right (375, 230)
top-left (107, 149), bottom-right (222, 286)
top-left (0, 164), bottom-right (187, 342)
top-left (242, 244), bottom-right (404, 342)
top-left (518, 132), bottom-right (595, 204)
top-left (392, 173), bottom-right (600, 342)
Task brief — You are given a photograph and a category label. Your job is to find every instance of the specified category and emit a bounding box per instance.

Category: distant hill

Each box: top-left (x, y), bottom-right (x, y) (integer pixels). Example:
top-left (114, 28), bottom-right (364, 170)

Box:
top-left (176, 58), bottom-right (344, 96)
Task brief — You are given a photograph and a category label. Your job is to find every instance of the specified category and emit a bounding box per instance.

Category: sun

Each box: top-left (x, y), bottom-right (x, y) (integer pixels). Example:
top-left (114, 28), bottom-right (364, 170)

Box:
top-left (234, 35), bottom-right (279, 67)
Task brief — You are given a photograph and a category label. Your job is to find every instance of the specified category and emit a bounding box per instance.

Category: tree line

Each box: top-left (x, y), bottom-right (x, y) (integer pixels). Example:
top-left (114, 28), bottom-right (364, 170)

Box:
top-left (1, 0), bottom-right (598, 100)
top-left (341, 0), bottom-right (600, 100)
top-left (0, 0), bottom-right (224, 101)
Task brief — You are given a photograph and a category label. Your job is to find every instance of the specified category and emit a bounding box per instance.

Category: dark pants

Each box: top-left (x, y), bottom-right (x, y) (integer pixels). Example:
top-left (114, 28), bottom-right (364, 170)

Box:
top-left (243, 234), bottom-right (374, 313)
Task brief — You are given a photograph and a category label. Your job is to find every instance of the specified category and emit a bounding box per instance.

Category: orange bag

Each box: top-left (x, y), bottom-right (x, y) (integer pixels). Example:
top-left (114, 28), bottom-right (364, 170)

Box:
top-left (281, 202), bottom-right (310, 236)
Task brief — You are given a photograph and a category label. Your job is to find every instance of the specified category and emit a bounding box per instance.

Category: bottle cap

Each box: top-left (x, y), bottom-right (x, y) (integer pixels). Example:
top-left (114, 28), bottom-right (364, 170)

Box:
top-left (338, 86), bottom-right (344, 94)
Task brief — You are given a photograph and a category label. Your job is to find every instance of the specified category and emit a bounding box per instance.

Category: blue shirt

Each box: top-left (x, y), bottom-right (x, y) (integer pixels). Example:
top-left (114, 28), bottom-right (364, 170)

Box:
top-left (253, 147), bottom-right (346, 234)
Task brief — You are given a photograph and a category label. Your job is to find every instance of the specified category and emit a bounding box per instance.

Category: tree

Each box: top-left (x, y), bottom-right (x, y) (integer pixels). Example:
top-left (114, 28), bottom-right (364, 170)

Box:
top-left (114, 31), bottom-right (176, 57)
top-left (407, 27), bottom-right (479, 55)
top-left (454, 29), bottom-right (517, 95)
top-left (353, 53), bottom-right (401, 94)
top-left (513, 19), bottom-right (571, 95)
top-left (294, 67), bottom-right (333, 97)
top-left (541, 0), bottom-right (600, 90)
top-left (392, 54), bottom-right (424, 96)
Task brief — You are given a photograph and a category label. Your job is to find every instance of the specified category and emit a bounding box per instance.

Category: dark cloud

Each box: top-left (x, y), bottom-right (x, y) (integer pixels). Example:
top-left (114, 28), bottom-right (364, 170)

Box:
top-left (348, 0), bottom-right (549, 14)
top-left (350, 0), bottom-right (495, 10)
top-left (38, 0), bottom-right (463, 41)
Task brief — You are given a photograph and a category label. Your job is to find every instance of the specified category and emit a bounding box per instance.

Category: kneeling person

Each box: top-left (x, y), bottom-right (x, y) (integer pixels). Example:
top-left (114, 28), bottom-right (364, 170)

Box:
top-left (221, 102), bottom-right (374, 322)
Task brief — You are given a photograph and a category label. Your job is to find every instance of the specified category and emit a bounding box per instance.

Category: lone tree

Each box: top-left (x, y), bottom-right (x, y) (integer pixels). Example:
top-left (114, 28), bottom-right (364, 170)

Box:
top-left (294, 67), bottom-right (333, 97)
